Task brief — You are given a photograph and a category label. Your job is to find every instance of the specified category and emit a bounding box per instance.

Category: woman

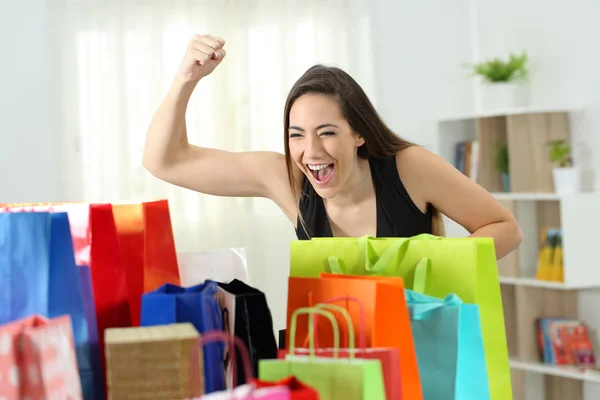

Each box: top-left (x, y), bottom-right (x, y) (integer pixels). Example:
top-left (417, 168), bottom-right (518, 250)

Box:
top-left (143, 34), bottom-right (522, 259)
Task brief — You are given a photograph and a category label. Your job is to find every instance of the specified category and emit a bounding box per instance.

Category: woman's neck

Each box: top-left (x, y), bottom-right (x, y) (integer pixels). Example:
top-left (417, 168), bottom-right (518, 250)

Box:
top-left (324, 157), bottom-right (373, 208)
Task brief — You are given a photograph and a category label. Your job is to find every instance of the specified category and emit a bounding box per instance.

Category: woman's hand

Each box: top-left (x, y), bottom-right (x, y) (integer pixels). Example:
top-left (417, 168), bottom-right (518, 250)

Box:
top-left (176, 34), bottom-right (226, 84)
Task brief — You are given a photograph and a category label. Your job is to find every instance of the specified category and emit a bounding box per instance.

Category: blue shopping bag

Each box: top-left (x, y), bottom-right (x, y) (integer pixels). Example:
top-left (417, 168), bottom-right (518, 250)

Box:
top-left (406, 289), bottom-right (491, 400)
top-left (0, 211), bottom-right (101, 400)
top-left (140, 281), bottom-right (226, 393)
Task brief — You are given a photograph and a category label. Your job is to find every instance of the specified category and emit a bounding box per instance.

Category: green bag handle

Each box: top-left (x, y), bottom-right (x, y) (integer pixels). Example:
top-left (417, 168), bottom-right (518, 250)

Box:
top-left (412, 257), bottom-right (431, 294)
top-left (311, 303), bottom-right (356, 360)
top-left (289, 307), bottom-right (340, 359)
top-left (328, 233), bottom-right (441, 277)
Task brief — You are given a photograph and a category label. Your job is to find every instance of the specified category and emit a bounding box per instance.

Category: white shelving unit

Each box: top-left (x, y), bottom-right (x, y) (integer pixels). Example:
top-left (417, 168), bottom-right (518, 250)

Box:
top-left (509, 360), bottom-right (600, 384)
top-left (438, 108), bottom-right (600, 400)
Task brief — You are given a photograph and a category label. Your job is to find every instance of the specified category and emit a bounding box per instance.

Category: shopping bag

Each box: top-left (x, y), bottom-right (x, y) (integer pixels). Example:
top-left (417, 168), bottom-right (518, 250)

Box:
top-left (260, 307), bottom-right (386, 400)
top-left (252, 376), bottom-right (320, 400)
top-left (281, 298), bottom-right (401, 400)
top-left (0, 202), bottom-right (132, 385)
top-left (0, 314), bottom-right (82, 399)
top-left (140, 282), bottom-right (226, 393)
top-left (406, 288), bottom-right (490, 400)
top-left (191, 331), bottom-right (294, 399)
top-left (112, 200), bottom-right (180, 326)
top-left (105, 323), bottom-right (202, 400)
top-left (78, 265), bottom-right (105, 400)
top-left (286, 275), bottom-right (419, 400)
top-left (215, 279), bottom-right (278, 387)
top-left (178, 248), bottom-right (249, 287)
top-left (289, 234), bottom-right (511, 400)
top-left (0, 211), bottom-right (101, 399)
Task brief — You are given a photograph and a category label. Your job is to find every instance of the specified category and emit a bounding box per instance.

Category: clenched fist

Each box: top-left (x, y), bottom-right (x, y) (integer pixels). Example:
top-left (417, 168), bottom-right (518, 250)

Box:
top-left (176, 34), bottom-right (226, 83)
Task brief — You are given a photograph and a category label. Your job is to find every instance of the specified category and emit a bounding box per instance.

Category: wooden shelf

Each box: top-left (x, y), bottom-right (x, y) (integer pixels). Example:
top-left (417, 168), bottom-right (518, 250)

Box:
top-left (510, 359), bottom-right (600, 384)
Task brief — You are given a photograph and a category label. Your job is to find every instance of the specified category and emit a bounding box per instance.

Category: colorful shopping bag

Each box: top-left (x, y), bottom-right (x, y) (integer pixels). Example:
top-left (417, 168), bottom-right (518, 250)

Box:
top-left (0, 315), bottom-right (82, 399)
top-left (0, 202), bottom-right (133, 387)
top-left (178, 248), bottom-right (249, 287)
top-left (252, 376), bottom-right (320, 400)
top-left (0, 211), bottom-right (101, 399)
top-left (214, 279), bottom-right (278, 387)
top-left (112, 200), bottom-right (180, 326)
top-left (105, 323), bottom-right (202, 399)
top-left (281, 298), bottom-right (401, 400)
top-left (192, 331), bottom-right (296, 399)
top-left (260, 307), bottom-right (386, 400)
top-left (289, 234), bottom-right (511, 400)
top-left (406, 288), bottom-right (490, 400)
top-left (140, 282), bottom-right (226, 393)
top-left (286, 275), bottom-right (419, 400)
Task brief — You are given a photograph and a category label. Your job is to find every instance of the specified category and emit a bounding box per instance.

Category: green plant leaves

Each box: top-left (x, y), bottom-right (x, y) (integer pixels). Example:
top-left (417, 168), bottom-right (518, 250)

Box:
top-left (546, 139), bottom-right (572, 168)
top-left (466, 51), bottom-right (529, 83)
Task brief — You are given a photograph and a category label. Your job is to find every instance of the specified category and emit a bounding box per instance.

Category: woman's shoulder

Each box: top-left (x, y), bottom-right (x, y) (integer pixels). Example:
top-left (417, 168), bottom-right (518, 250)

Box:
top-left (393, 145), bottom-right (444, 213)
top-left (394, 145), bottom-right (447, 176)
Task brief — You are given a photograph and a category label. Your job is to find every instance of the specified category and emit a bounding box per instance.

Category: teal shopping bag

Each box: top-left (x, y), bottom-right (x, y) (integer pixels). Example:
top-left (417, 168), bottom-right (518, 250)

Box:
top-left (406, 259), bottom-right (490, 400)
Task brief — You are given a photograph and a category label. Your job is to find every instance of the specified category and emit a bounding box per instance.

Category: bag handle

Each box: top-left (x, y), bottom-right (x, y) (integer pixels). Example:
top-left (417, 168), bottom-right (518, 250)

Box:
top-left (303, 295), bottom-right (366, 350)
top-left (190, 331), bottom-right (256, 399)
top-left (328, 234), bottom-right (441, 279)
top-left (289, 307), bottom-right (340, 360)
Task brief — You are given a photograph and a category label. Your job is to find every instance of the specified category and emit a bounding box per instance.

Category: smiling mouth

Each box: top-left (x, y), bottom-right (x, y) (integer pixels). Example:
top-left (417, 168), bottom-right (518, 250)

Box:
top-left (307, 163), bottom-right (334, 185)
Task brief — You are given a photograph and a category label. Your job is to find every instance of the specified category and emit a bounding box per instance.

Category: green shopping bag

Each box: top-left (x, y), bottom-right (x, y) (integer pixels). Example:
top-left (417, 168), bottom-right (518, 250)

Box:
top-left (259, 306), bottom-right (386, 400)
top-left (289, 234), bottom-right (511, 400)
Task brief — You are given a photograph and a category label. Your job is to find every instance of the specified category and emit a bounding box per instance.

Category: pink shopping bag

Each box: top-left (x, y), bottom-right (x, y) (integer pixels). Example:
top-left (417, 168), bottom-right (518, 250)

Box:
top-left (0, 314), bottom-right (82, 399)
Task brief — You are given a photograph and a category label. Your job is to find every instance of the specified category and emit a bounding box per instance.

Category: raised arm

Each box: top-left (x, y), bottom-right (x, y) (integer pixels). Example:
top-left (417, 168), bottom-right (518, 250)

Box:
top-left (142, 34), bottom-right (293, 205)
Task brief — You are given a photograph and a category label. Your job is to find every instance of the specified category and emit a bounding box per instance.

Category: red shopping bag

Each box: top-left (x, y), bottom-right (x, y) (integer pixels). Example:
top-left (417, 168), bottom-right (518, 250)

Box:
top-left (280, 296), bottom-right (401, 400)
top-left (112, 200), bottom-right (180, 326)
top-left (252, 376), bottom-right (320, 399)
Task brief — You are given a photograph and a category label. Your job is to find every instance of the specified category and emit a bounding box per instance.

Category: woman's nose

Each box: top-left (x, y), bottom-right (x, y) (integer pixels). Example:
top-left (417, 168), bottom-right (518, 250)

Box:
top-left (305, 135), bottom-right (324, 157)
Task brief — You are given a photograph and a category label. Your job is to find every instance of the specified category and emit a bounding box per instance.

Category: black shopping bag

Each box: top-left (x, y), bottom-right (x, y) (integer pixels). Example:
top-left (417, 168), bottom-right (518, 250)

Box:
top-left (215, 279), bottom-right (278, 387)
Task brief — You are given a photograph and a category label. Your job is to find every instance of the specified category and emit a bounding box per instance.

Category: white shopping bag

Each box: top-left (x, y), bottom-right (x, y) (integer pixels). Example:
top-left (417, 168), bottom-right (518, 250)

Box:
top-left (177, 248), bottom-right (249, 287)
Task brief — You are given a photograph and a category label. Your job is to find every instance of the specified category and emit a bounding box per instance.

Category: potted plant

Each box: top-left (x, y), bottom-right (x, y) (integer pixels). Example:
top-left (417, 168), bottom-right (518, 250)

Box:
top-left (547, 139), bottom-right (579, 194)
top-left (495, 142), bottom-right (510, 192)
top-left (466, 51), bottom-right (530, 110)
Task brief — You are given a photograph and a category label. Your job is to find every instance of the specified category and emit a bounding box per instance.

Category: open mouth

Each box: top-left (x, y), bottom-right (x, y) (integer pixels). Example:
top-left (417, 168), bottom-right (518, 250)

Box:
top-left (307, 163), bottom-right (334, 185)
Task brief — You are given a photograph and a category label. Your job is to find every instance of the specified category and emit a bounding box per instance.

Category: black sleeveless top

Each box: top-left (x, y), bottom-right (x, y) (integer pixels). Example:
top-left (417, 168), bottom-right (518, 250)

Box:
top-left (295, 155), bottom-right (433, 239)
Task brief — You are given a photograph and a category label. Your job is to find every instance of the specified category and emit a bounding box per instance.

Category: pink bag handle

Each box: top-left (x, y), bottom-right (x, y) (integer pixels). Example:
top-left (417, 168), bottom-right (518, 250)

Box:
top-left (305, 295), bottom-right (366, 350)
top-left (190, 331), bottom-right (256, 399)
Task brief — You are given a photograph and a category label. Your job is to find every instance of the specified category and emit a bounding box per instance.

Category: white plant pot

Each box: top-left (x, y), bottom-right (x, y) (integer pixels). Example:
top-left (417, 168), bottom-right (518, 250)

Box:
top-left (480, 82), bottom-right (529, 111)
top-left (553, 166), bottom-right (580, 195)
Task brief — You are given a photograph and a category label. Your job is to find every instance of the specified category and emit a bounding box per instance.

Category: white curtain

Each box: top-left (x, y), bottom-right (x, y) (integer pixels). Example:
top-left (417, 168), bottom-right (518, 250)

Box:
top-left (49, 0), bottom-right (376, 328)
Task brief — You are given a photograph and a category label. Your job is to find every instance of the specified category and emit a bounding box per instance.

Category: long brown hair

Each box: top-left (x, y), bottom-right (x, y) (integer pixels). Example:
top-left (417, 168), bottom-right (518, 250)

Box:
top-left (283, 64), bottom-right (445, 237)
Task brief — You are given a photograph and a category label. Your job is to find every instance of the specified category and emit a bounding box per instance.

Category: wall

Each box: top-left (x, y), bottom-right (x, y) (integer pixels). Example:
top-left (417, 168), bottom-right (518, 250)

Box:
top-left (0, 0), bottom-right (65, 202)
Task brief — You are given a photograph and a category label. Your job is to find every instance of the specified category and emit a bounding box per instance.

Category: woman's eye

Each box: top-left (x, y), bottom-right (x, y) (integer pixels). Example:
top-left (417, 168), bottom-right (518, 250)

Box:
top-left (289, 133), bottom-right (302, 138)
top-left (320, 131), bottom-right (335, 136)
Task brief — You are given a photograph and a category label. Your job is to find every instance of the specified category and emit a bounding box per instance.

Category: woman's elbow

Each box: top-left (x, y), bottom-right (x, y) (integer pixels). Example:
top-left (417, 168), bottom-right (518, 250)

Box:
top-left (500, 216), bottom-right (523, 258)
top-left (509, 217), bottom-right (524, 251)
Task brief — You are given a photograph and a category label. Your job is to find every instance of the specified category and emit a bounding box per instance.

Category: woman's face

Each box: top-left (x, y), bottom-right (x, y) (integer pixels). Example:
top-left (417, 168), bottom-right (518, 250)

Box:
top-left (287, 94), bottom-right (364, 199)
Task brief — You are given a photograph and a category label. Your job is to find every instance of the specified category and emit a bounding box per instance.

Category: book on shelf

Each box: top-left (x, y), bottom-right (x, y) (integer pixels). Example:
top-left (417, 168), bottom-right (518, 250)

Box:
top-left (536, 317), bottom-right (597, 370)
top-left (535, 227), bottom-right (564, 282)
top-left (454, 140), bottom-right (479, 182)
